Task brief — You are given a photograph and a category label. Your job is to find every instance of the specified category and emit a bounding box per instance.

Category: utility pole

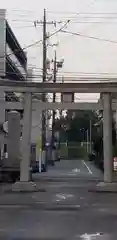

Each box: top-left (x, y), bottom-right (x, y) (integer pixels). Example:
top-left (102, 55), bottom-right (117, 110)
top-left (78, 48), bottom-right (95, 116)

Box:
top-left (35, 9), bottom-right (60, 170)
top-left (52, 50), bottom-right (57, 144)
top-left (49, 51), bottom-right (57, 166)
top-left (34, 9), bottom-right (58, 153)
top-left (51, 51), bottom-right (64, 143)
top-left (51, 52), bottom-right (64, 164)
top-left (42, 8), bottom-right (47, 152)
top-left (60, 76), bottom-right (64, 117)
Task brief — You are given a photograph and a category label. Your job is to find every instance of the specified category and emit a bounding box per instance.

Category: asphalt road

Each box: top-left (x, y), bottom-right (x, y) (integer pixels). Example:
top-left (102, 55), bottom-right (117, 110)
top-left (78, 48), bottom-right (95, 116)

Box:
top-left (0, 160), bottom-right (117, 239)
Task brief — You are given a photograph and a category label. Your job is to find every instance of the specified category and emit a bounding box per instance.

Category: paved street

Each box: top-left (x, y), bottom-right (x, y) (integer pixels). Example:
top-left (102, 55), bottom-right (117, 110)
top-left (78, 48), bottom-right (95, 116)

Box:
top-left (0, 160), bottom-right (117, 239)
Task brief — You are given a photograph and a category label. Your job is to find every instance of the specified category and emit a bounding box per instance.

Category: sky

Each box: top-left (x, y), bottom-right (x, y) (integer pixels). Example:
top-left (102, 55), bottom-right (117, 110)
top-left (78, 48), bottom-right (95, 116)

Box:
top-left (1, 0), bottom-right (117, 101)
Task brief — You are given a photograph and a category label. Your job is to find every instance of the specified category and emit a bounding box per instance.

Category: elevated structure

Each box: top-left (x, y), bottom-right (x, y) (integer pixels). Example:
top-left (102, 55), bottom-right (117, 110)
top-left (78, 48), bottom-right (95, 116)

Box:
top-left (0, 9), bottom-right (27, 81)
top-left (6, 21), bottom-right (27, 81)
top-left (0, 9), bottom-right (27, 103)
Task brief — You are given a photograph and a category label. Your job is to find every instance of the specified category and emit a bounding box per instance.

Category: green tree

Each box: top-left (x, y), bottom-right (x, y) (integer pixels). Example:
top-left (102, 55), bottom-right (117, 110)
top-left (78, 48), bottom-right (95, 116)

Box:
top-left (54, 110), bottom-right (99, 143)
top-left (66, 110), bottom-right (98, 143)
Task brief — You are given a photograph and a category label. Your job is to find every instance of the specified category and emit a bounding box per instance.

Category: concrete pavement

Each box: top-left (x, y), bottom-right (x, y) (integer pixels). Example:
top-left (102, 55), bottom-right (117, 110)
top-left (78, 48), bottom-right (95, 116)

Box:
top-left (0, 160), bottom-right (116, 239)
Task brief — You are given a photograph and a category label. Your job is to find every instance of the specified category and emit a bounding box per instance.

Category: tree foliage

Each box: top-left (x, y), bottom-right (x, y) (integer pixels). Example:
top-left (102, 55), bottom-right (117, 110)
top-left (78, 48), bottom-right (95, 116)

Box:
top-left (54, 109), bottom-right (116, 150)
top-left (54, 110), bottom-right (98, 143)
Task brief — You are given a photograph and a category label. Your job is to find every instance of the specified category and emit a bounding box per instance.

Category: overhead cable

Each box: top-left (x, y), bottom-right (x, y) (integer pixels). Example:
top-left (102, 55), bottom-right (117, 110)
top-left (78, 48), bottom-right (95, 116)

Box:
top-left (60, 30), bottom-right (117, 44)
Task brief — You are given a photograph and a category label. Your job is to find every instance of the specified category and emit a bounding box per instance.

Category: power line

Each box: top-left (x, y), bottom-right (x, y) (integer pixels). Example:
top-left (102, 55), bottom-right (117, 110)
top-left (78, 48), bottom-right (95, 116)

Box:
top-left (59, 71), bottom-right (117, 74)
top-left (11, 19), bottom-right (34, 23)
top-left (7, 39), bottom-right (42, 57)
top-left (10, 19), bottom-right (117, 25)
top-left (66, 21), bottom-right (117, 24)
top-left (9, 8), bottom-right (117, 14)
top-left (47, 20), bottom-right (70, 38)
top-left (60, 21), bottom-right (117, 24)
top-left (7, 20), bottom-right (69, 58)
top-left (8, 20), bottom-right (117, 31)
top-left (8, 1), bottom-right (97, 26)
top-left (70, 16), bottom-right (117, 19)
top-left (14, 25), bottom-right (36, 29)
top-left (8, 8), bottom-right (117, 15)
top-left (47, 11), bottom-right (117, 15)
top-left (5, 71), bottom-right (117, 78)
top-left (68, 0), bottom-right (96, 38)
top-left (10, 16), bottom-right (117, 22)
top-left (13, 65), bottom-right (117, 75)
top-left (61, 30), bottom-right (117, 44)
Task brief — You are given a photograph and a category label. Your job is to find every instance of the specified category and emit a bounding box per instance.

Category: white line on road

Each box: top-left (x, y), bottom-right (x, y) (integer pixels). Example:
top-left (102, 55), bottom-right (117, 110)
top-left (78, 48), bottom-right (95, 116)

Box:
top-left (83, 160), bottom-right (92, 175)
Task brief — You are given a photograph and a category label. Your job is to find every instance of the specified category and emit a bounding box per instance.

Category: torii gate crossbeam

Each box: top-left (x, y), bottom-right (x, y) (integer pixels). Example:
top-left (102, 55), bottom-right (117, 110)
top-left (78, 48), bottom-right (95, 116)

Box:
top-left (1, 79), bottom-right (117, 93)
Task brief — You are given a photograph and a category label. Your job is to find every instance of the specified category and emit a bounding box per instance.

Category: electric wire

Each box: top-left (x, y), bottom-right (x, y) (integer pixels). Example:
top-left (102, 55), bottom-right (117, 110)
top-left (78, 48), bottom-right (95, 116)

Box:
top-left (60, 29), bottom-right (117, 44)
top-left (6, 20), bottom-right (70, 58)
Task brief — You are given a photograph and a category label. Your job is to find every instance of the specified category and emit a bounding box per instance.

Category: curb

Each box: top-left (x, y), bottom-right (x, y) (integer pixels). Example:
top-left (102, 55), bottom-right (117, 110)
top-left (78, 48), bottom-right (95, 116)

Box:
top-left (88, 188), bottom-right (117, 193)
top-left (0, 203), bottom-right (82, 211)
top-left (4, 188), bottom-right (46, 194)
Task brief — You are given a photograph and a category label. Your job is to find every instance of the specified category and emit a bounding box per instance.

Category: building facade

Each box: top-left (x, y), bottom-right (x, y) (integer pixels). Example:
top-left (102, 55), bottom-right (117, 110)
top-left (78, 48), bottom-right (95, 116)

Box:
top-left (0, 9), bottom-right (27, 81)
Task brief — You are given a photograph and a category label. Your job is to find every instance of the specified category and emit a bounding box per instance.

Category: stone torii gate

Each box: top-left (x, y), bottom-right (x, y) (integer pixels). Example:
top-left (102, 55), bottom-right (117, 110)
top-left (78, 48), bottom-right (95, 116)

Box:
top-left (0, 78), bottom-right (117, 191)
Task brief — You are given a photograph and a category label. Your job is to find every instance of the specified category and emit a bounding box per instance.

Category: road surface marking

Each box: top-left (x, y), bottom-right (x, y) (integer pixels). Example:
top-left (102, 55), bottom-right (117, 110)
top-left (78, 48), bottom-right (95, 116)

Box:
top-left (72, 168), bottom-right (80, 173)
top-left (83, 160), bottom-right (92, 175)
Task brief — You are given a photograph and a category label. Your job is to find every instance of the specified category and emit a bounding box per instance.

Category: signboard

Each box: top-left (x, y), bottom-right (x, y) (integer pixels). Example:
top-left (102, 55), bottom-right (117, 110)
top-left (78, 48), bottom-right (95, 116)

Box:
top-left (0, 9), bottom-right (6, 77)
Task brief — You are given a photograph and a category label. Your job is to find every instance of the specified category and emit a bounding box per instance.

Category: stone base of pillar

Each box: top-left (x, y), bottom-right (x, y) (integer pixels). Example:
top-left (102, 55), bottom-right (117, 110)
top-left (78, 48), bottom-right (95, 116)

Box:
top-left (11, 181), bottom-right (39, 192)
top-left (89, 182), bottom-right (117, 193)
